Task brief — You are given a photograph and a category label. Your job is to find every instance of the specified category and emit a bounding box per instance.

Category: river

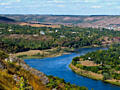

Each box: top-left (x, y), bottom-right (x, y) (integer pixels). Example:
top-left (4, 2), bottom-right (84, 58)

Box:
top-left (24, 47), bottom-right (120, 90)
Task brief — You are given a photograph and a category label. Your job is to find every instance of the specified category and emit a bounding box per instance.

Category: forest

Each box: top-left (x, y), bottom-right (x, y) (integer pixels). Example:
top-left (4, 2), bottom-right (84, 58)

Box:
top-left (72, 44), bottom-right (120, 80)
top-left (0, 23), bottom-right (120, 53)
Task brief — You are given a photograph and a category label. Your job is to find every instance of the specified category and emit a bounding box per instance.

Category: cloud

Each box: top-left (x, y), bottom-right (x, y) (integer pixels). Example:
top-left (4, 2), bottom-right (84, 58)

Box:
top-left (53, 0), bottom-right (64, 3)
top-left (16, 0), bottom-right (21, 2)
top-left (4, 6), bottom-right (12, 9)
top-left (57, 5), bottom-right (65, 7)
top-left (115, 6), bottom-right (120, 9)
top-left (84, 0), bottom-right (98, 3)
top-left (0, 3), bottom-right (10, 5)
top-left (1, 0), bottom-right (120, 15)
top-left (48, 0), bottom-right (99, 3)
top-left (91, 5), bottom-right (102, 8)
top-left (0, 0), bottom-right (21, 6)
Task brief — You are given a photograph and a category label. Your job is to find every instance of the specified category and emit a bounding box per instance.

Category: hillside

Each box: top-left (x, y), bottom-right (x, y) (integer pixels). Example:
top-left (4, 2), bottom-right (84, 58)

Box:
top-left (0, 16), bottom-right (15, 23)
top-left (0, 50), bottom-right (49, 90)
top-left (2, 15), bottom-right (120, 30)
top-left (0, 15), bottom-right (60, 28)
top-left (0, 50), bottom-right (88, 90)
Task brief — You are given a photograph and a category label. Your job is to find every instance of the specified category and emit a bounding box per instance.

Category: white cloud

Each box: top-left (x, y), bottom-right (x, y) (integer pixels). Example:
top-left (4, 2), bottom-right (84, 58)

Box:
top-left (57, 5), bottom-right (65, 7)
top-left (116, 6), bottom-right (120, 9)
top-left (0, 3), bottom-right (11, 5)
top-left (0, 0), bottom-right (21, 6)
top-left (91, 5), bottom-right (102, 8)
top-left (4, 6), bottom-right (12, 8)
top-left (53, 0), bottom-right (64, 3)
top-left (16, 0), bottom-right (21, 2)
top-left (84, 0), bottom-right (98, 3)
top-left (49, 0), bottom-right (99, 3)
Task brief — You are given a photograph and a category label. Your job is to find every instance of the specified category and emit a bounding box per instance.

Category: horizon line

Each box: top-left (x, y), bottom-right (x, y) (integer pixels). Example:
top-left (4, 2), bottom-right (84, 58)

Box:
top-left (0, 14), bottom-right (120, 16)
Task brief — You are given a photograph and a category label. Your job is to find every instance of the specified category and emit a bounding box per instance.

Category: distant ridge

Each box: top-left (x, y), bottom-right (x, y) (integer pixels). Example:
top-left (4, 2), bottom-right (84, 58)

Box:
top-left (0, 16), bottom-right (15, 23)
top-left (1, 15), bottom-right (120, 30)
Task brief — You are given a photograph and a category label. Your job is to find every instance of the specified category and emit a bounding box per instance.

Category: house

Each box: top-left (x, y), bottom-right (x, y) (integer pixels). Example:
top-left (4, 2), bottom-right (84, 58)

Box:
top-left (33, 34), bottom-right (39, 37)
top-left (40, 31), bottom-right (45, 35)
top-left (60, 35), bottom-right (65, 38)
top-left (113, 37), bottom-right (120, 42)
top-left (55, 30), bottom-right (58, 32)
top-left (72, 32), bottom-right (77, 34)
top-left (48, 31), bottom-right (53, 33)
top-left (8, 29), bottom-right (13, 32)
top-left (88, 57), bottom-right (91, 60)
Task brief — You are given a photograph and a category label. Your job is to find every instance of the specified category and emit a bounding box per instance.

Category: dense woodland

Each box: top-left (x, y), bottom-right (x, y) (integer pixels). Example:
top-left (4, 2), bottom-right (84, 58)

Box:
top-left (72, 44), bottom-right (120, 80)
top-left (0, 23), bottom-right (120, 53)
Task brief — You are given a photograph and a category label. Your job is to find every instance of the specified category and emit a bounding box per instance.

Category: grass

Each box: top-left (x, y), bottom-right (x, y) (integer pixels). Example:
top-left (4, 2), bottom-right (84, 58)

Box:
top-left (104, 80), bottom-right (120, 86)
top-left (69, 64), bottom-right (103, 80)
top-left (46, 75), bottom-right (88, 90)
top-left (0, 59), bottom-right (49, 90)
top-left (13, 47), bottom-right (72, 59)
top-left (0, 70), bottom-right (17, 89)
top-left (19, 22), bottom-right (60, 28)
top-left (70, 64), bottom-right (120, 86)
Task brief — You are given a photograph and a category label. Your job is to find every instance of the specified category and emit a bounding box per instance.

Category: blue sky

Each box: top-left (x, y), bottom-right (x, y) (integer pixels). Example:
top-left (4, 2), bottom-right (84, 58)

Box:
top-left (0, 0), bottom-right (120, 15)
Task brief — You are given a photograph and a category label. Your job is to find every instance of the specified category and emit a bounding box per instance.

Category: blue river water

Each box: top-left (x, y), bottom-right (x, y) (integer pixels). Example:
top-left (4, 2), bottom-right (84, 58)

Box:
top-left (24, 47), bottom-right (120, 90)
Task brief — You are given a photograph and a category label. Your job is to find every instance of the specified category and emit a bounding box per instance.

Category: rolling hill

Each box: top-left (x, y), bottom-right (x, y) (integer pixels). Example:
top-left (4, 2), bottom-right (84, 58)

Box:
top-left (1, 15), bottom-right (120, 30)
top-left (0, 16), bottom-right (15, 23)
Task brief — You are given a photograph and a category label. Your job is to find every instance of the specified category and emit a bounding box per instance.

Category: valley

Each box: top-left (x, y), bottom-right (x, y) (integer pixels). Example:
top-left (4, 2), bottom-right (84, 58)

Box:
top-left (0, 15), bottom-right (120, 90)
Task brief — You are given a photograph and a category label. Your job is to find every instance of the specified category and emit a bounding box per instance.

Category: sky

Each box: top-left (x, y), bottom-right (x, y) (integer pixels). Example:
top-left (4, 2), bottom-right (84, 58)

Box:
top-left (0, 0), bottom-right (120, 15)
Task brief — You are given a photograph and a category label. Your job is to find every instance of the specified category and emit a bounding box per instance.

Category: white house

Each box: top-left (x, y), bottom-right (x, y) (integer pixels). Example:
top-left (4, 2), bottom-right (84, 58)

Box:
top-left (40, 31), bottom-right (45, 35)
top-left (88, 57), bottom-right (91, 60)
top-left (8, 29), bottom-right (13, 32)
top-left (55, 30), bottom-right (58, 32)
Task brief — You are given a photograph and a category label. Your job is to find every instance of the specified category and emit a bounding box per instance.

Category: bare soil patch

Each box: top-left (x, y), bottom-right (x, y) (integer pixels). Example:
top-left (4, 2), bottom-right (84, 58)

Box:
top-left (80, 60), bottom-right (99, 66)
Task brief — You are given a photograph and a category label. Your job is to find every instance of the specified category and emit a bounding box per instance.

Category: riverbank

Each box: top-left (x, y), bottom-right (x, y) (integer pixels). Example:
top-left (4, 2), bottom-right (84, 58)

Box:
top-left (0, 50), bottom-right (88, 90)
top-left (69, 64), bottom-right (103, 80)
top-left (12, 44), bottom-right (107, 59)
top-left (12, 47), bottom-right (74, 59)
top-left (70, 64), bottom-right (120, 86)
